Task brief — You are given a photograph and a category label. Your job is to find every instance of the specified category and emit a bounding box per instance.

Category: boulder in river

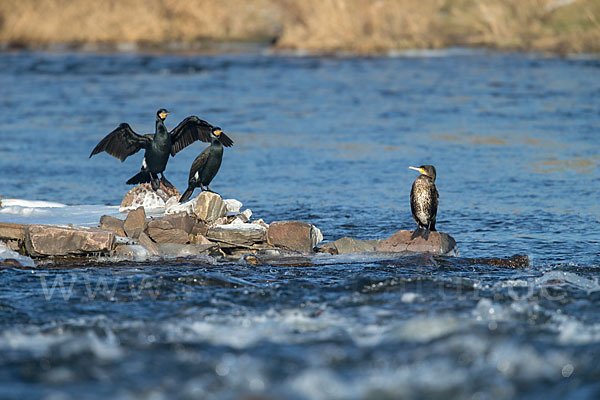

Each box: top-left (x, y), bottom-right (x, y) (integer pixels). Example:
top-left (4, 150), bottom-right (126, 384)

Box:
top-left (192, 192), bottom-right (227, 222)
top-left (146, 218), bottom-right (190, 244)
top-left (123, 206), bottom-right (146, 239)
top-left (24, 225), bottom-right (115, 257)
top-left (378, 230), bottom-right (456, 255)
top-left (206, 222), bottom-right (267, 247)
top-left (267, 221), bottom-right (323, 253)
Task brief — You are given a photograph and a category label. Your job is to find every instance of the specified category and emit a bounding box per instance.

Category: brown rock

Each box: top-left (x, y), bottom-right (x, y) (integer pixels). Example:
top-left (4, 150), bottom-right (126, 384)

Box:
top-left (99, 215), bottom-right (126, 237)
top-left (191, 221), bottom-right (209, 236)
top-left (0, 222), bottom-right (27, 241)
top-left (206, 224), bottom-right (267, 247)
top-left (161, 212), bottom-right (196, 234)
top-left (378, 230), bottom-right (456, 255)
top-left (192, 192), bottom-right (227, 222)
top-left (4, 240), bottom-right (22, 252)
top-left (190, 234), bottom-right (212, 245)
top-left (266, 221), bottom-right (323, 253)
top-left (148, 227), bottom-right (189, 244)
top-left (24, 225), bottom-right (115, 257)
top-left (138, 231), bottom-right (159, 256)
top-left (124, 207), bottom-right (146, 238)
top-left (120, 183), bottom-right (181, 211)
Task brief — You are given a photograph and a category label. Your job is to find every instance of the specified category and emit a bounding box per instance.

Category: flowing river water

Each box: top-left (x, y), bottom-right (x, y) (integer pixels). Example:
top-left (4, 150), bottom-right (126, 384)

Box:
top-left (0, 49), bottom-right (599, 399)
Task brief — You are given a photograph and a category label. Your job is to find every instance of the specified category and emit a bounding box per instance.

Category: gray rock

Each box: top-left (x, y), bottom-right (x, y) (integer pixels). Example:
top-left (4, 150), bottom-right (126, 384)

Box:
top-left (25, 225), bottom-right (114, 257)
top-left (192, 192), bottom-right (227, 222)
top-left (378, 230), bottom-right (457, 255)
top-left (206, 223), bottom-right (267, 247)
top-left (266, 221), bottom-right (323, 253)
top-left (333, 237), bottom-right (382, 254)
top-left (124, 207), bottom-right (146, 238)
top-left (99, 215), bottom-right (126, 237)
top-left (156, 243), bottom-right (219, 258)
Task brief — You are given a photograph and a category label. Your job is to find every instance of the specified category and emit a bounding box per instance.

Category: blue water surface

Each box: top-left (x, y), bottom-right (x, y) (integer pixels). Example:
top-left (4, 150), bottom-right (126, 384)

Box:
top-left (0, 49), bottom-right (599, 399)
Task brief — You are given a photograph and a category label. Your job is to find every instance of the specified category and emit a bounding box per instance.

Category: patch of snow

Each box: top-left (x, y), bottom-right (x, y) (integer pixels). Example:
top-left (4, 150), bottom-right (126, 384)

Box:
top-left (214, 223), bottom-right (266, 232)
top-left (1, 199), bottom-right (66, 208)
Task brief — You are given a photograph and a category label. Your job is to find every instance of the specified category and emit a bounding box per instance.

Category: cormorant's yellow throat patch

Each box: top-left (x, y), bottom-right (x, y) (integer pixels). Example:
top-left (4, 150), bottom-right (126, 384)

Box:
top-left (409, 166), bottom-right (425, 174)
top-left (159, 112), bottom-right (169, 119)
top-left (214, 130), bottom-right (222, 136)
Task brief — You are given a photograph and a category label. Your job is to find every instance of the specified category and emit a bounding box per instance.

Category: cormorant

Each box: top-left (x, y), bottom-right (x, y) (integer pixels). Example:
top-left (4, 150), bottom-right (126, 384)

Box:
top-left (409, 165), bottom-right (438, 235)
top-left (89, 109), bottom-right (232, 190)
top-left (179, 126), bottom-right (233, 202)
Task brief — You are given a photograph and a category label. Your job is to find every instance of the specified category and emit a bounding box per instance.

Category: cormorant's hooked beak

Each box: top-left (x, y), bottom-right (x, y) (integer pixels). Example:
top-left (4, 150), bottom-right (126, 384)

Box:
top-left (159, 111), bottom-right (170, 119)
top-left (409, 166), bottom-right (425, 174)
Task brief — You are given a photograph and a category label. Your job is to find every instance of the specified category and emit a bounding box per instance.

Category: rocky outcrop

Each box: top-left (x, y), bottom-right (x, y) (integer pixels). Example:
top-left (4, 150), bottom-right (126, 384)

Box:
top-left (138, 231), bottom-right (159, 256)
top-left (99, 215), bottom-right (126, 237)
top-left (123, 206), bottom-right (146, 238)
top-left (378, 230), bottom-right (456, 255)
top-left (24, 225), bottom-right (114, 257)
top-left (266, 221), bottom-right (323, 253)
top-left (192, 192), bottom-right (227, 222)
top-left (120, 183), bottom-right (181, 212)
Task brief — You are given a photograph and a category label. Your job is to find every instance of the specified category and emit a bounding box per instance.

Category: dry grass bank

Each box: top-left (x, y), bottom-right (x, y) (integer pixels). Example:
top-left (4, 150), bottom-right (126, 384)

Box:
top-left (0, 0), bottom-right (598, 54)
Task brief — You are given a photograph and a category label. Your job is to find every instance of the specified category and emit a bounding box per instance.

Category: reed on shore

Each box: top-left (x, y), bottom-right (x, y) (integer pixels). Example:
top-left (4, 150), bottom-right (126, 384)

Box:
top-left (0, 0), bottom-right (598, 54)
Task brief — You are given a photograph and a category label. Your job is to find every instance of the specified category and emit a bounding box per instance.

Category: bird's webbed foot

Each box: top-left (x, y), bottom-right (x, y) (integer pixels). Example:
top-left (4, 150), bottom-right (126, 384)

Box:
top-left (410, 227), bottom-right (424, 240)
top-left (150, 173), bottom-right (160, 191)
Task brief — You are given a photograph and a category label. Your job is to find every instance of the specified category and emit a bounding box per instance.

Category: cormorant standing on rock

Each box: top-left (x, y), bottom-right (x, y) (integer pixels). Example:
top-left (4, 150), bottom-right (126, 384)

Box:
top-left (179, 127), bottom-right (233, 202)
top-left (90, 109), bottom-right (227, 191)
top-left (409, 165), bottom-right (438, 237)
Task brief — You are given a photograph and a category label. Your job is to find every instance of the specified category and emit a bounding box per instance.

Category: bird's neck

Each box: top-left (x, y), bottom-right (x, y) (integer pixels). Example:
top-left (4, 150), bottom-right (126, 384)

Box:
top-left (211, 138), bottom-right (223, 148)
top-left (155, 118), bottom-right (168, 137)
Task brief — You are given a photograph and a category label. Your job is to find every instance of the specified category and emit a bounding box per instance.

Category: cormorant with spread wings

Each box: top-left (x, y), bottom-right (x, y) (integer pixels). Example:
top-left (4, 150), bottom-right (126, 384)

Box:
top-left (89, 109), bottom-right (233, 190)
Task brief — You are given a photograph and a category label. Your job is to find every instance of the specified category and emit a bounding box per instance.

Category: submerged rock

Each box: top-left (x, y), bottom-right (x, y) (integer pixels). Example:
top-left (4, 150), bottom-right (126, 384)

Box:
top-left (378, 230), bottom-right (456, 255)
top-left (331, 237), bottom-right (382, 254)
top-left (123, 206), bottom-right (146, 239)
top-left (119, 183), bottom-right (181, 212)
top-left (192, 192), bottom-right (227, 222)
top-left (155, 243), bottom-right (219, 258)
top-left (24, 225), bottom-right (114, 257)
top-left (99, 215), bottom-right (126, 237)
top-left (267, 221), bottom-right (323, 253)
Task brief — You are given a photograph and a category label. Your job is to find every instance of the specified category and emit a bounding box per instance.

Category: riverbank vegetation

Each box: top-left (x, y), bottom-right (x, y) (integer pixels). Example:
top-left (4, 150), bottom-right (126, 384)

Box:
top-left (0, 0), bottom-right (598, 54)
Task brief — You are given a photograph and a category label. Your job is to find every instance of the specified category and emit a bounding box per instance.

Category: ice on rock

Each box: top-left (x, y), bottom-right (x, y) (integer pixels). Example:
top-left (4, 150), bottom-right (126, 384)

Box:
top-left (0, 242), bottom-right (36, 267)
top-left (165, 197), bottom-right (193, 215)
top-left (0, 199), bottom-right (66, 208)
top-left (224, 199), bottom-right (242, 214)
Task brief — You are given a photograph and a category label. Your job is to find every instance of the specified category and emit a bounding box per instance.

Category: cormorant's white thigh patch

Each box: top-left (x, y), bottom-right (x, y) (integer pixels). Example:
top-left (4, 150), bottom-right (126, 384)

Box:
top-left (142, 158), bottom-right (148, 169)
top-left (194, 171), bottom-right (199, 180)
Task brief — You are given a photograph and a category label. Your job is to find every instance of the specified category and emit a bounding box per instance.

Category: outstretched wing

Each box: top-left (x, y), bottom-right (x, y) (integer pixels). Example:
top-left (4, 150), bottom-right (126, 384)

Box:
top-left (170, 116), bottom-right (234, 156)
top-left (89, 123), bottom-right (151, 162)
top-left (217, 132), bottom-right (234, 148)
top-left (170, 116), bottom-right (214, 156)
top-left (189, 147), bottom-right (211, 180)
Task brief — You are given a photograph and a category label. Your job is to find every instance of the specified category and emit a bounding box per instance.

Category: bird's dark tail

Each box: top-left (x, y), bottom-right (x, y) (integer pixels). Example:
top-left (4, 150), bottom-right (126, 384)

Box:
top-left (126, 170), bottom-right (151, 185)
top-left (179, 187), bottom-right (195, 203)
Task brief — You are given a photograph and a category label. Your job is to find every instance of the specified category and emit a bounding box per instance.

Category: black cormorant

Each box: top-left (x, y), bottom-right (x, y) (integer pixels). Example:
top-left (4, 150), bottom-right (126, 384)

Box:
top-left (409, 165), bottom-right (438, 234)
top-left (179, 127), bottom-right (233, 202)
top-left (89, 109), bottom-right (232, 190)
